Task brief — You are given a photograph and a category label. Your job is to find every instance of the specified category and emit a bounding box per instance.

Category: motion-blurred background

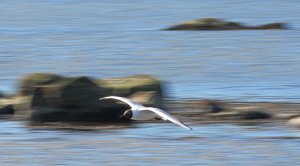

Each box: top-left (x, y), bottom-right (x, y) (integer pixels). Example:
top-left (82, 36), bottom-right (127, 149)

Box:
top-left (0, 1), bottom-right (300, 165)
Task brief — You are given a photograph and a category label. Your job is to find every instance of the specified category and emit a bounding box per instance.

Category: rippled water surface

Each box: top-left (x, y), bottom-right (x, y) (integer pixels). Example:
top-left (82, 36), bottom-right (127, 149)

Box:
top-left (1, 1), bottom-right (300, 165)
top-left (0, 120), bottom-right (299, 166)
top-left (1, 0), bottom-right (300, 101)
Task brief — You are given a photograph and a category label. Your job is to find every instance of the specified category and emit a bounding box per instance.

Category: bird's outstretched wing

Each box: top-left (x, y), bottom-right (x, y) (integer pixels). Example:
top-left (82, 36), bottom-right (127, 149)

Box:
top-left (99, 96), bottom-right (144, 109)
top-left (140, 107), bottom-right (192, 130)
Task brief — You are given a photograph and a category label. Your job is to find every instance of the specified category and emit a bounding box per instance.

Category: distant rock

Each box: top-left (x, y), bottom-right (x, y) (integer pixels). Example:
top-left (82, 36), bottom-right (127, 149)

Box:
top-left (165, 18), bottom-right (287, 30)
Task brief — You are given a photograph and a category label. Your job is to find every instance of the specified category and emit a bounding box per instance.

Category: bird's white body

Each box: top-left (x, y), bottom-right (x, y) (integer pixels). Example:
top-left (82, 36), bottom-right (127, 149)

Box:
top-left (131, 109), bottom-right (156, 120)
top-left (99, 96), bottom-right (192, 130)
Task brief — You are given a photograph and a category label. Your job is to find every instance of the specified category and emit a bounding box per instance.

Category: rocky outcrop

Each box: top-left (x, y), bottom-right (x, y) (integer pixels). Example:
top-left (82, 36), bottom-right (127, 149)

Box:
top-left (0, 73), bottom-right (165, 122)
top-left (97, 75), bottom-right (164, 107)
top-left (169, 100), bottom-right (300, 123)
top-left (165, 18), bottom-right (287, 30)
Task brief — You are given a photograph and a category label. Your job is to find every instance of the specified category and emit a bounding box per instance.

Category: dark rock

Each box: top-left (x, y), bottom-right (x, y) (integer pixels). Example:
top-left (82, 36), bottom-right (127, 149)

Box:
top-left (165, 18), bottom-right (287, 30)
top-left (238, 110), bottom-right (271, 120)
top-left (0, 105), bottom-right (15, 115)
top-left (30, 77), bottom-right (122, 122)
top-left (34, 76), bottom-right (110, 107)
top-left (31, 88), bottom-right (129, 122)
top-left (255, 23), bottom-right (286, 30)
top-left (203, 100), bottom-right (224, 113)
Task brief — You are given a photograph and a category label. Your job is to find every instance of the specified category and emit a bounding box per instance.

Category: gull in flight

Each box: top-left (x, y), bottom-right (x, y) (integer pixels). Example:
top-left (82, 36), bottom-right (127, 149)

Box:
top-left (99, 96), bottom-right (192, 130)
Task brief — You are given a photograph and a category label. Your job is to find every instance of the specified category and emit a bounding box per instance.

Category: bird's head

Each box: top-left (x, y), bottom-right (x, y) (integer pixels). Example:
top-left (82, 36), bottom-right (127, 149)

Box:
top-left (120, 109), bottom-right (133, 119)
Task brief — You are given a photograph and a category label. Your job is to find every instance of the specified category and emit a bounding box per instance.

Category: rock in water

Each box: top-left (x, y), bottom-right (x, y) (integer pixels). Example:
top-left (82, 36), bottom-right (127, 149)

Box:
top-left (239, 110), bottom-right (271, 120)
top-left (12, 73), bottom-right (165, 122)
top-left (31, 87), bottom-right (129, 122)
top-left (30, 77), bottom-right (124, 122)
top-left (165, 18), bottom-right (287, 30)
top-left (97, 74), bottom-right (164, 107)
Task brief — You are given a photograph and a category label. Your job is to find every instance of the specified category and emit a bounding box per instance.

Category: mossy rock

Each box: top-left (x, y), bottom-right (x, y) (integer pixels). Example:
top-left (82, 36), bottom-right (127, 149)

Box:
top-left (96, 75), bottom-right (163, 97)
top-left (19, 73), bottom-right (64, 96)
top-left (16, 73), bottom-right (165, 122)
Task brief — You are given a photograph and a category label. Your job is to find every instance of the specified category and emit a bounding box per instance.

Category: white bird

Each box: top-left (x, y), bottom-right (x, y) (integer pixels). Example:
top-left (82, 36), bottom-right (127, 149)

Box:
top-left (99, 96), bottom-right (192, 130)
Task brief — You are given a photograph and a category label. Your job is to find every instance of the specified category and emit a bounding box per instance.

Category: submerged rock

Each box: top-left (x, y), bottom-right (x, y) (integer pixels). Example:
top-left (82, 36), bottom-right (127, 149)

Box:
top-left (165, 18), bottom-right (287, 30)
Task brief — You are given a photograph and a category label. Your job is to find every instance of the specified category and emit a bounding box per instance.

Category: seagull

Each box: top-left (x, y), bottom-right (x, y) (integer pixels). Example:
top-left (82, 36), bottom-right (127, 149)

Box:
top-left (99, 96), bottom-right (192, 130)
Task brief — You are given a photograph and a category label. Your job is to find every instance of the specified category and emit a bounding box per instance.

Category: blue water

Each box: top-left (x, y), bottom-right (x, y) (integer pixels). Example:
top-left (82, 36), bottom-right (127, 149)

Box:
top-left (1, 1), bottom-right (300, 165)
top-left (0, 120), bottom-right (300, 166)
top-left (0, 0), bottom-right (300, 101)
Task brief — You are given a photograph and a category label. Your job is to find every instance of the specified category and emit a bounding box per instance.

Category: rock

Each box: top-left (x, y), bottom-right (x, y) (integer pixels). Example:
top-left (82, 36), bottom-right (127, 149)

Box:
top-left (30, 77), bottom-right (122, 122)
top-left (208, 109), bottom-right (271, 121)
top-left (96, 75), bottom-right (163, 97)
top-left (19, 73), bottom-right (63, 96)
top-left (12, 96), bottom-right (33, 118)
top-left (256, 23), bottom-right (286, 30)
top-left (0, 105), bottom-right (15, 115)
top-left (31, 87), bottom-right (129, 122)
top-left (0, 95), bottom-right (32, 118)
top-left (165, 18), bottom-right (287, 30)
top-left (33, 76), bottom-right (110, 107)
top-left (201, 100), bottom-right (224, 113)
top-left (238, 110), bottom-right (271, 120)
top-left (14, 73), bottom-right (165, 122)
top-left (183, 99), bottom-right (225, 114)
top-left (128, 91), bottom-right (164, 108)
top-left (287, 117), bottom-right (300, 127)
